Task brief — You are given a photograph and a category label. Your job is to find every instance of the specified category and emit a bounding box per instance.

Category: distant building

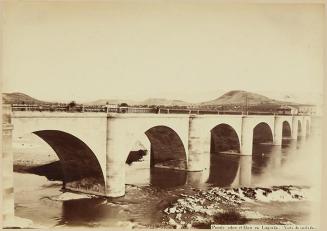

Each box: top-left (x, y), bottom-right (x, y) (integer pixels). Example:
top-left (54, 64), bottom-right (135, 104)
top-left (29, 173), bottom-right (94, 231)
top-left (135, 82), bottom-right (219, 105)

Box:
top-left (104, 103), bottom-right (119, 112)
top-left (294, 104), bottom-right (316, 115)
top-left (277, 104), bottom-right (316, 115)
top-left (105, 103), bottom-right (118, 109)
top-left (276, 105), bottom-right (298, 115)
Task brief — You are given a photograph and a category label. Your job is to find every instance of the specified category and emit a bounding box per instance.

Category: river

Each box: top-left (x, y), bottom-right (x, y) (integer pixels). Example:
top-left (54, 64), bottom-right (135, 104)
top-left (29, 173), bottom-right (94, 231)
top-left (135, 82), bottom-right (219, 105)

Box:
top-left (13, 126), bottom-right (321, 228)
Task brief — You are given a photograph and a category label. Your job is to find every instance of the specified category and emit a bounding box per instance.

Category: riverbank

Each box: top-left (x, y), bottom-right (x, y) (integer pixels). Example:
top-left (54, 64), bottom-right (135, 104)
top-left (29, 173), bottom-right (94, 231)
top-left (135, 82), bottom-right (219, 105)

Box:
top-left (161, 185), bottom-right (312, 229)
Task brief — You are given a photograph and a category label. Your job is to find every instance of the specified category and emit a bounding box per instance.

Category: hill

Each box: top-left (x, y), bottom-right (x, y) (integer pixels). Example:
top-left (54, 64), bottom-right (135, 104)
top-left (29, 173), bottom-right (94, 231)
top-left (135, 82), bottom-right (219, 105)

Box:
top-left (86, 98), bottom-right (190, 106)
top-left (2, 92), bottom-right (49, 104)
top-left (139, 98), bottom-right (191, 106)
top-left (200, 90), bottom-right (290, 106)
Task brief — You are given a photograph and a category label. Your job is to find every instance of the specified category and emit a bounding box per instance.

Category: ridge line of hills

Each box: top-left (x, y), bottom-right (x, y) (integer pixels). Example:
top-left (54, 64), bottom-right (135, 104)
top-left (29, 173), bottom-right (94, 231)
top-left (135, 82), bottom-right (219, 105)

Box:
top-left (2, 90), bottom-right (311, 108)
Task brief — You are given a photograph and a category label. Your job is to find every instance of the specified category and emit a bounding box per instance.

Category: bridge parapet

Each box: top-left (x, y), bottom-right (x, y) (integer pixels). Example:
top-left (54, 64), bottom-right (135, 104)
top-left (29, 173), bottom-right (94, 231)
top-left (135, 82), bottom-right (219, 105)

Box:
top-left (10, 103), bottom-right (314, 116)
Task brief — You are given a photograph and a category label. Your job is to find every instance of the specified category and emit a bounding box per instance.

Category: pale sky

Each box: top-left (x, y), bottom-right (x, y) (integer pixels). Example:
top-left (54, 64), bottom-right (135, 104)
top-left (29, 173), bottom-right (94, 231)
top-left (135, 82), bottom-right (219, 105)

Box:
top-left (1, 1), bottom-right (325, 104)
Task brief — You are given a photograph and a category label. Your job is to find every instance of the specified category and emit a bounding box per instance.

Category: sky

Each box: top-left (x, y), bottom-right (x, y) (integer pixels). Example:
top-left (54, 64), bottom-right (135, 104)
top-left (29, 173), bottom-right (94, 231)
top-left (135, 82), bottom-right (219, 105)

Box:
top-left (1, 1), bottom-right (325, 104)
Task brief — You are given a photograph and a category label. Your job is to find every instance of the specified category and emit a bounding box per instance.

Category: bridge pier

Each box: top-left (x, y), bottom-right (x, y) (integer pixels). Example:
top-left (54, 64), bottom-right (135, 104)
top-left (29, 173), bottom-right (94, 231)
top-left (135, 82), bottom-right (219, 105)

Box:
top-left (105, 117), bottom-right (126, 197)
top-left (187, 116), bottom-right (210, 171)
top-left (240, 117), bottom-right (253, 155)
top-left (2, 106), bottom-right (14, 226)
top-left (270, 146), bottom-right (283, 169)
top-left (273, 117), bottom-right (283, 145)
top-left (186, 170), bottom-right (209, 187)
top-left (238, 156), bottom-right (252, 186)
top-left (291, 117), bottom-right (299, 139)
top-left (231, 156), bottom-right (252, 187)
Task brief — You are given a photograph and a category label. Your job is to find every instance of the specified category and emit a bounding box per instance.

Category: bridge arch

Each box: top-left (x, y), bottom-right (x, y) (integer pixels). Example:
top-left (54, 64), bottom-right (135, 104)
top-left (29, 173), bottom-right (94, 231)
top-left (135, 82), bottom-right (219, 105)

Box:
top-left (32, 130), bottom-right (106, 195)
top-left (252, 122), bottom-right (274, 146)
top-left (282, 121), bottom-right (292, 138)
top-left (210, 123), bottom-right (241, 154)
top-left (125, 125), bottom-right (187, 170)
top-left (124, 125), bottom-right (188, 187)
top-left (145, 125), bottom-right (187, 169)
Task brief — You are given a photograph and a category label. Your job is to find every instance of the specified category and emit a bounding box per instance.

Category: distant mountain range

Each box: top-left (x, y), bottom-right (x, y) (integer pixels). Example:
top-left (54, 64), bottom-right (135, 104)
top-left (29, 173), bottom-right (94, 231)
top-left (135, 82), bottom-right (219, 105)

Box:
top-left (2, 90), bottom-right (306, 107)
top-left (139, 98), bottom-right (191, 106)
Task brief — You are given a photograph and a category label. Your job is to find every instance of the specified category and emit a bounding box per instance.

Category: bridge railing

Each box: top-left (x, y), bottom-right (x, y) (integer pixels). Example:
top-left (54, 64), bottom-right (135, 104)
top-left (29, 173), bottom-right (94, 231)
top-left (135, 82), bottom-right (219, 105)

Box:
top-left (83, 106), bottom-right (107, 113)
top-left (9, 104), bottom-right (309, 116)
top-left (247, 111), bottom-right (276, 115)
top-left (125, 107), bottom-right (156, 113)
top-left (11, 104), bottom-right (68, 112)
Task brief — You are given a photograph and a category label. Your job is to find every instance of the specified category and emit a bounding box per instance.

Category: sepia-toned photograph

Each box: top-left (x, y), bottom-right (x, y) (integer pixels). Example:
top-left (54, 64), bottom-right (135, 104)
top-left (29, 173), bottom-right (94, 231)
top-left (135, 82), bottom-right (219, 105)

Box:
top-left (1, 0), bottom-right (325, 230)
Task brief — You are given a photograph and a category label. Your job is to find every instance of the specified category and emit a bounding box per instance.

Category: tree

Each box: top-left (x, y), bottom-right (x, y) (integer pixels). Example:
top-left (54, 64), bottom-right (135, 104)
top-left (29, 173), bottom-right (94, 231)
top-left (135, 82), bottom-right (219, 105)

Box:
top-left (119, 103), bottom-right (128, 107)
top-left (68, 101), bottom-right (76, 108)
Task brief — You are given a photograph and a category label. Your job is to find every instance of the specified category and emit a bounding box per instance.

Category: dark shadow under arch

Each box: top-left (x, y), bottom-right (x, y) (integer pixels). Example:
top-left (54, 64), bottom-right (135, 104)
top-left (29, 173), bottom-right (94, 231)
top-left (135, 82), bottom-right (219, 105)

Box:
top-left (282, 121), bottom-right (292, 138)
top-left (210, 124), bottom-right (240, 154)
top-left (253, 122), bottom-right (273, 145)
top-left (144, 125), bottom-right (187, 170)
top-left (124, 126), bottom-right (187, 188)
top-left (33, 130), bottom-right (105, 195)
top-left (208, 124), bottom-right (241, 186)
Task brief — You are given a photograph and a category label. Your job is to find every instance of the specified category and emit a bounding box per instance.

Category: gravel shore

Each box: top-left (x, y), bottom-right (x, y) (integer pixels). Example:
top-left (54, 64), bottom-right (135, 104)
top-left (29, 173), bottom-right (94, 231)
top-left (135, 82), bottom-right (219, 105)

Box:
top-left (161, 185), bottom-right (310, 229)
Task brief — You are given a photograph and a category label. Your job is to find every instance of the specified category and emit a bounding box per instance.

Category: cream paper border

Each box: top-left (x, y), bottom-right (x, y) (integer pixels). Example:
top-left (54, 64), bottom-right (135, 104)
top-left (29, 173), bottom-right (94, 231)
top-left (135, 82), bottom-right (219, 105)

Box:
top-left (0, 0), bottom-right (326, 231)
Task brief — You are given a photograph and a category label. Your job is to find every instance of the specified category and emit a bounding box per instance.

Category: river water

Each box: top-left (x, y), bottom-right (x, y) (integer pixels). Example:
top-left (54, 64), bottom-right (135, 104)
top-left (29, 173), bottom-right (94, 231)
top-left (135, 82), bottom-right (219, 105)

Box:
top-left (13, 126), bottom-right (322, 228)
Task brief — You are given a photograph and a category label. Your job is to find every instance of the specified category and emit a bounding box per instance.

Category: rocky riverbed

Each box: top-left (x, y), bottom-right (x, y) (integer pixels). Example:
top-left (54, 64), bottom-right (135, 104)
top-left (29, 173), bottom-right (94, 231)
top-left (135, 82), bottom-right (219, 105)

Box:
top-left (161, 185), bottom-right (311, 229)
top-left (12, 170), bottom-right (316, 229)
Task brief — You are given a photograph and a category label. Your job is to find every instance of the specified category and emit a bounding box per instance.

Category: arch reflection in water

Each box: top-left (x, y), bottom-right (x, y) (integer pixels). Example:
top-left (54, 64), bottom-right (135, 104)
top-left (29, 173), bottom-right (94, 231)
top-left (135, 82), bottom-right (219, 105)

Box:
top-left (208, 154), bottom-right (239, 186)
top-left (207, 154), bottom-right (252, 187)
top-left (60, 198), bottom-right (108, 226)
top-left (125, 159), bottom-right (189, 189)
top-left (207, 124), bottom-right (250, 187)
top-left (252, 144), bottom-right (277, 175)
top-left (149, 168), bottom-right (187, 188)
top-left (252, 137), bottom-right (307, 182)
top-left (281, 139), bottom-right (298, 166)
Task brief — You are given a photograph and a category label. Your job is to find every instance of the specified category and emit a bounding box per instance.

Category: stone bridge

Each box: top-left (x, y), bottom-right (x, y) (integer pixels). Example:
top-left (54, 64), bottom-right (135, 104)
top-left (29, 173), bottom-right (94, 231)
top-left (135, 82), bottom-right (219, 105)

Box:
top-left (3, 110), bottom-right (311, 200)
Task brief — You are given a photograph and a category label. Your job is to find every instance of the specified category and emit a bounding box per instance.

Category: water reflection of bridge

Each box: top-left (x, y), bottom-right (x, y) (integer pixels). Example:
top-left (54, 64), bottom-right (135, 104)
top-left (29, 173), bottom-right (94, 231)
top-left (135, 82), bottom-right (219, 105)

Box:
top-left (127, 138), bottom-right (306, 189)
top-left (2, 105), bottom-right (312, 223)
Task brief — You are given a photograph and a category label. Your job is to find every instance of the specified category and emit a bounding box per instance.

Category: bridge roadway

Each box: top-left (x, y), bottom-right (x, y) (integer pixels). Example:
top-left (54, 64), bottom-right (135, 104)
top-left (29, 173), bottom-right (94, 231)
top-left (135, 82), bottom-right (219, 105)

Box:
top-left (2, 108), bottom-right (311, 222)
